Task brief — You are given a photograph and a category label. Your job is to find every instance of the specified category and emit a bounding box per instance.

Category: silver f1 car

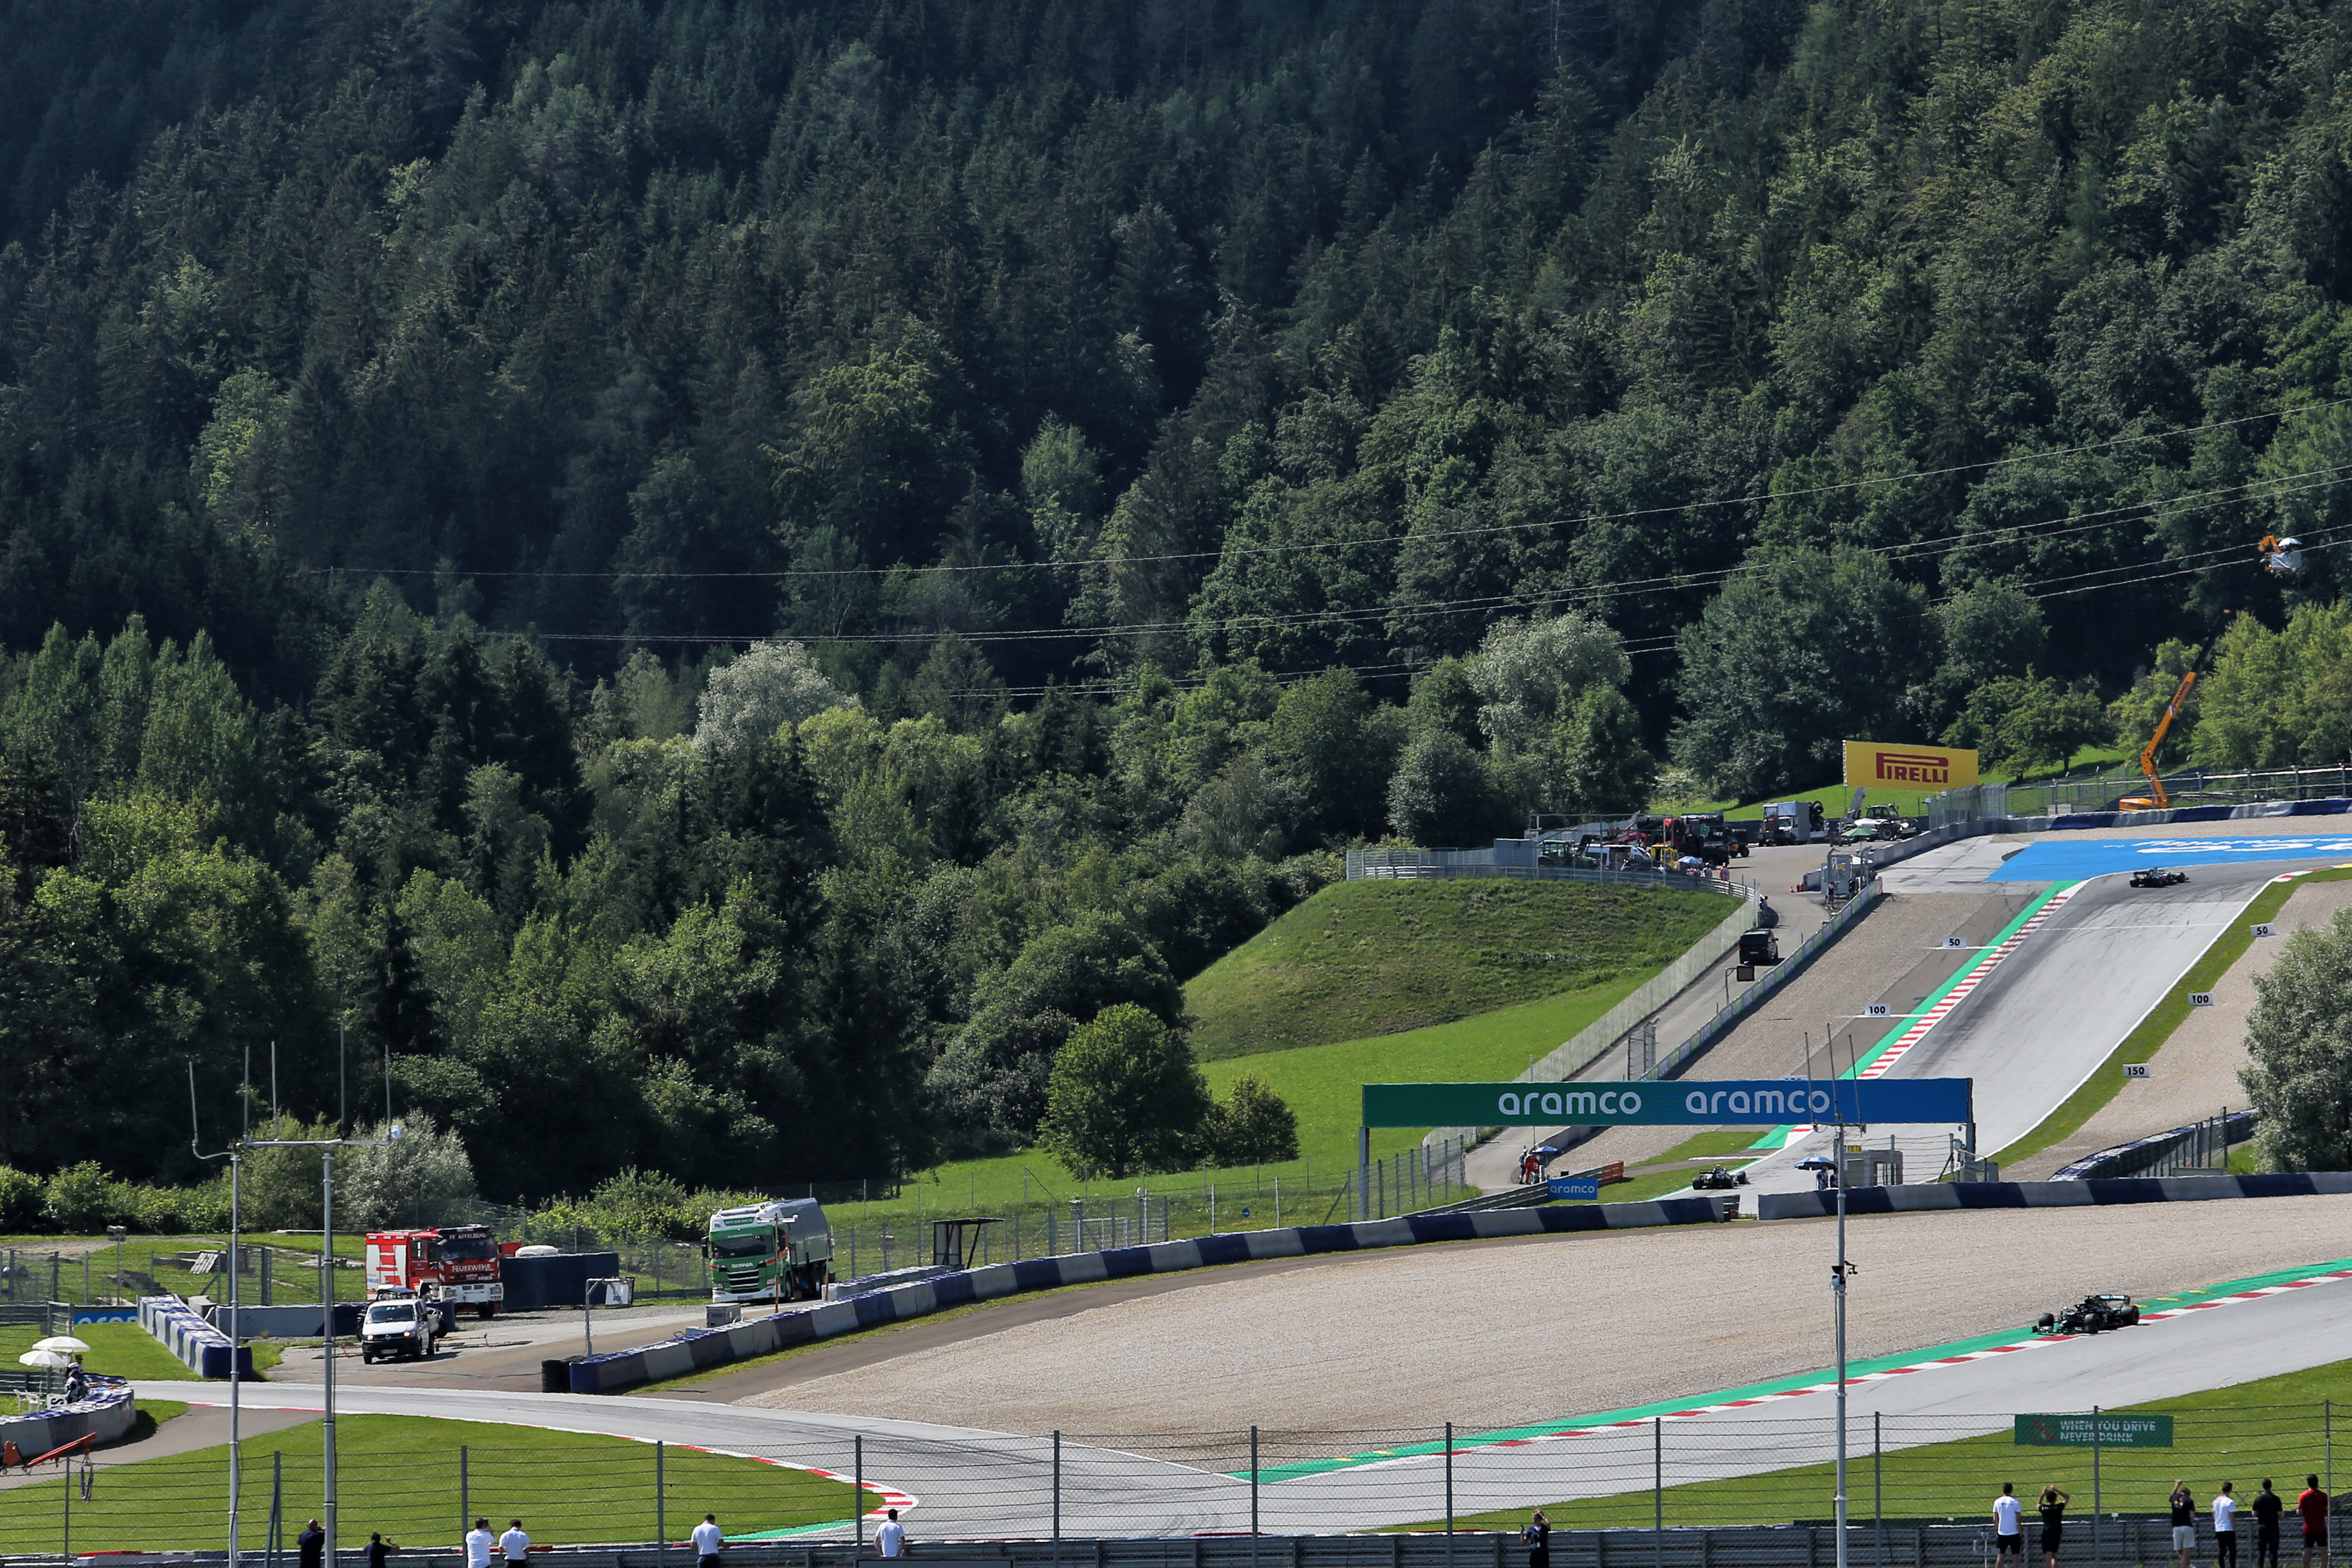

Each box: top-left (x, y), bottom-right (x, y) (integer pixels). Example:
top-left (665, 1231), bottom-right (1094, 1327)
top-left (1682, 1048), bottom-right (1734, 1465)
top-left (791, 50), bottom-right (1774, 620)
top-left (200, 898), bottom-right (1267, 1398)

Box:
top-left (2130, 867), bottom-right (2188, 888)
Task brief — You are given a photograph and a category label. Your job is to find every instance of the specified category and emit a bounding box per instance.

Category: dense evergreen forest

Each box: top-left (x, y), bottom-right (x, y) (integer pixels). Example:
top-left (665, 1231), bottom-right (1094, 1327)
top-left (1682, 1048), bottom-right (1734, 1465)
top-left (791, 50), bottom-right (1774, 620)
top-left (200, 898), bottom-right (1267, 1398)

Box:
top-left (10, 0), bottom-right (2352, 1204)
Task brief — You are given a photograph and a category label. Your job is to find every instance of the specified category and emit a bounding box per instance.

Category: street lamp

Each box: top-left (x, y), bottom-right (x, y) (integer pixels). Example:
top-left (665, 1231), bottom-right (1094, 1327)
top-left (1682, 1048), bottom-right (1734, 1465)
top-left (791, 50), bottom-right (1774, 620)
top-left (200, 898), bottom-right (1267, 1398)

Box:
top-left (244, 1121), bottom-right (401, 1559)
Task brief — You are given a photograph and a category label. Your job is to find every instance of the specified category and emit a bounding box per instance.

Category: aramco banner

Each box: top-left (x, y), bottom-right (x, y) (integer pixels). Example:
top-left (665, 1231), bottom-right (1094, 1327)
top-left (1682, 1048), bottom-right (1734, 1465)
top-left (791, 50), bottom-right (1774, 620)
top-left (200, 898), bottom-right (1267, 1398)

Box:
top-left (1361, 1079), bottom-right (1973, 1128)
top-left (1843, 740), bottom-right (1979, 790)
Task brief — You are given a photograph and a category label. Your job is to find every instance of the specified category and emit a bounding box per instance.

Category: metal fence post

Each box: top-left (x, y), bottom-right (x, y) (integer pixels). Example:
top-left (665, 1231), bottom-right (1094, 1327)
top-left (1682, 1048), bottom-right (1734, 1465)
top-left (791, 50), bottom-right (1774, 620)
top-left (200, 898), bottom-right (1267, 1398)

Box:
top-left (656, 1440), bottom-right (665, 1554)
top-left (854, 1435), bottom-right (863, 1547)
top-left (1873, 1412), bottom-right (1882, 1568)
top-left (1250, 1426), bottom-right (1260, 1538)
top-left (460, 1446), bottom-right (468, 1546)
top-left (1654, 1418), bottom-right (1664, 1568)
top-left (1053, 1430), bottom-right (1062, 1554)
top-left (1446, 1421), bottom-right (1456, 1568)
top-left (2092, 1406), bottom-right (2102, 1568)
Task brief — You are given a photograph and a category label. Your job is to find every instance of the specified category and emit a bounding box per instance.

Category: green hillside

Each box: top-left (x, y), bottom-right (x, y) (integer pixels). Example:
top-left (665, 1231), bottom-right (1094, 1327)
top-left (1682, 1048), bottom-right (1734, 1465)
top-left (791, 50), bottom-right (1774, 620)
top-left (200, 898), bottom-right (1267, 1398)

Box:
top-left (1187, 879), bottom-right (1732, 1061)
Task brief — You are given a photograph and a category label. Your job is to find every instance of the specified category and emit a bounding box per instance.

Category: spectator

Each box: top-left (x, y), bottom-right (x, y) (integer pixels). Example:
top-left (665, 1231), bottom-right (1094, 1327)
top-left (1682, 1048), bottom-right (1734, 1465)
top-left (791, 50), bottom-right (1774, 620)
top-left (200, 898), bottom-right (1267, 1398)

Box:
top-left (2255, 1481), bottom-right (2286, 1568)
top-left (691, 1514), bottom-right (723, 1568)
top-left (297, 1519), bottom-right (326, 1568)
top-left (2177, 1481), bottom-right (2201, 1568)
top-left (367, 1532), bottom-right (398, 1568)
top-left (2219, 1484), bottom-right (2240, 1568)
top-left (1994, 1483), bottom-right (2024, 1566)
top-left (2040, 1485), bottom-right (2071, 1568)
top-left (1524, 1510), bottom-right (1551, 1568)
top-left (500, 1520), bottom-right (529, 1566)
top-left (465, 1519), bottom-right (493, 1568)
top-left (876, 1509), bottom-right (906, 1559)
top-left (2299, 1476), bottom-right (2329, 1568)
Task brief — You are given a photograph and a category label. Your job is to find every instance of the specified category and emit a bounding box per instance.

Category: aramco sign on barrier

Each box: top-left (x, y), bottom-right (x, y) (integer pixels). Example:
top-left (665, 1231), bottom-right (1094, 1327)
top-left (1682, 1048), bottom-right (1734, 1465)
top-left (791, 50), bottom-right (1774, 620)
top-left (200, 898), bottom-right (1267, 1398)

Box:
top-left (1361, 1078), bottom-right (1974, 1127)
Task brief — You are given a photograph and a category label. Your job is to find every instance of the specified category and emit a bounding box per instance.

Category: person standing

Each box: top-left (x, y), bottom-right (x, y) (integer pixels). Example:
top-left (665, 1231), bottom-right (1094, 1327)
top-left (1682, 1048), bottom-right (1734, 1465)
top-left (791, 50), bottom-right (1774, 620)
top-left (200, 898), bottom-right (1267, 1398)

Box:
top-left (367, 1532), bottom-right (398, 1568)
top-left (1524, 1510), bottom-right (1552, 1568)
top-left (691, 1514), bottom-right (723, 1568)
top-left (1994, 1484), bottom-right (2025, 1566)
top-left (2299, 1476), bottom-right (2330, 1568)
top-left (500, 1519), bottom-right (530, 1566)
top-left (2218, 1483), bottom-right (2241, 1568)
top-left (298, 1519), bottom-right (326, 1568)
top-left (2176, 1481), bottom-right (2201, 1568)
top-left (465, 1519), bottom-right (493, 1568)
top-left (2255, 1480), bottom-right (2286, 1568)
top-left (2040, 1485), bottom-right (2072, 1568)
top-left (876, 1509), bottom-right (906, 1559)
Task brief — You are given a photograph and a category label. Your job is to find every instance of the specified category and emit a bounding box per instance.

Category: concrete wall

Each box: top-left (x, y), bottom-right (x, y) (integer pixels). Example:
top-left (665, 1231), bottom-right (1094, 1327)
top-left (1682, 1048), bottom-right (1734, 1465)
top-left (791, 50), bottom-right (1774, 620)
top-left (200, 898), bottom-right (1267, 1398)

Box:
top-left (0, 1376), bottom-right (136, 1461)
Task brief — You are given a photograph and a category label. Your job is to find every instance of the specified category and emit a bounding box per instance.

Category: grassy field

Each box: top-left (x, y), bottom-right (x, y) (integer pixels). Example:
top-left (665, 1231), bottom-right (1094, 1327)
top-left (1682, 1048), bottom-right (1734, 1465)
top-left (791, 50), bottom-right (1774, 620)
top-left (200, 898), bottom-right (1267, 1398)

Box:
top-left (0, 1322), bottom-right (197, 1381)
top-left (1188, 879), bottom-right (1732, 1060)
top-left (1990, 868), bottom-right (2352, 1169)
top-left (0, 1413), bottom-right (874, 1554)
top-left (2, 1232), bottom-right (371, 1307)
top-left (1413, 1353), bottom-right (2352, 1532)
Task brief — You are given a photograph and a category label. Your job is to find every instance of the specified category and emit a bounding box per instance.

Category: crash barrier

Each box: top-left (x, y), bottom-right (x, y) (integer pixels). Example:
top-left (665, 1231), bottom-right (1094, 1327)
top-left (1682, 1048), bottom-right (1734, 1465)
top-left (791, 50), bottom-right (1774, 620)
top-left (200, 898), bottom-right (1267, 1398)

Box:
top-left (2052, 1109), bottom-right (2262, 1181)
top-left (0, 1372), bottom-right (135, 1461)
top-left (138, 1296), bottom-right (254, 1379)
top-left (1423, 891), bottom-right (1760, 1153)
top-left (566, 1196), bottom-right (1735, 1393)
top-left (1418, 1161), bottom-right (1628, 1214)
top-left (1758, 1171), bottom-right (2352, 1220)
top-left (503, 1250), bottom-right (621, 1310)
top-left (1346, 845), bottom-right (1753, 897)
top-left (201, 1302), bottom-right (365, 1338)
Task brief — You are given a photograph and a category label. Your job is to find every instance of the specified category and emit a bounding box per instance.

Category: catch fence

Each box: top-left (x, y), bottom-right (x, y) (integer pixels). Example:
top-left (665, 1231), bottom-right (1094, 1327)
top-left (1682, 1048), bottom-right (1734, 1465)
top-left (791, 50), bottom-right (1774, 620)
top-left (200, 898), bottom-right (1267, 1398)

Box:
top-left (3, 1406), bottom-right (2338, 1558)
top-left (1924, 765), bottom-right (2352, 826)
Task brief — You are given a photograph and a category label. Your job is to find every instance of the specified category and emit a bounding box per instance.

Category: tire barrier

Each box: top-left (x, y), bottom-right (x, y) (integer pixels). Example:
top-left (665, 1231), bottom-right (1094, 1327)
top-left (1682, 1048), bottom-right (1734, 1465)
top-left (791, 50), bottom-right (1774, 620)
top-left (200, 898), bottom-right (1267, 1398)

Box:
top-left (139, 1295), bottom-right (255, 1380)
top-left (2052, 1109), bottom-right (2262, 1180)
top-left (0, 1372), bottom-right (136, 1461)
top-left (567, 1196), bottom-right (1737, 1394)
top-left (1757, 1171), bottom-right (2352, 1220)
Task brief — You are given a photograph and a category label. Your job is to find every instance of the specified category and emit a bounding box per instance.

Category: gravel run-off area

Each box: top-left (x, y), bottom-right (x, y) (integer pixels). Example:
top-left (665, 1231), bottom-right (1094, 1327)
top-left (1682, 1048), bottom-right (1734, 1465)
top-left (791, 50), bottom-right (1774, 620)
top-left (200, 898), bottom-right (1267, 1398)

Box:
top-left (737, 1196), bottom-right (2352, 1434)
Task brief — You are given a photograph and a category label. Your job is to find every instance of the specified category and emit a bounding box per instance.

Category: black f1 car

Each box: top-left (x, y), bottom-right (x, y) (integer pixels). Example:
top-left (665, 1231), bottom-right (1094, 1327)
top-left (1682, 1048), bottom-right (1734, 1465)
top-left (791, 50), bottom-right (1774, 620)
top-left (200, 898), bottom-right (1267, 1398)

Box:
top-left (1690, 1166), bottom-right (1750, 1190)
top-left (2131, 867), bottom-right (2189, 888)
top-left (2034, 1293), bottom-right (2141, 1335)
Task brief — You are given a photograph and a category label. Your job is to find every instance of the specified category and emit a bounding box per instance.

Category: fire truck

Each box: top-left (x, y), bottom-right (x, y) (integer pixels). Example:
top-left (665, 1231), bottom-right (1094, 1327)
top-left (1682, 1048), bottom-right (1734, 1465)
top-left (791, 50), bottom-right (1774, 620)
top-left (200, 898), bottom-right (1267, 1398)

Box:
top-left (363, 1225), bottom-right (518, 1318)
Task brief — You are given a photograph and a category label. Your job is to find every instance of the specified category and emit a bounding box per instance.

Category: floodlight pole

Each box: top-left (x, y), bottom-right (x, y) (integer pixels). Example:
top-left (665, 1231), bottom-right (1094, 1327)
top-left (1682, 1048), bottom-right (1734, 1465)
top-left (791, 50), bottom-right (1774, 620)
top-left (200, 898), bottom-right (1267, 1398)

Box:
top-left (1831, 1052), bottom-right (1853, 1568)
top-left (245, 1123), bottom-right (399, 1563)
top-left (189, 1066), bottom-right (245, 1568)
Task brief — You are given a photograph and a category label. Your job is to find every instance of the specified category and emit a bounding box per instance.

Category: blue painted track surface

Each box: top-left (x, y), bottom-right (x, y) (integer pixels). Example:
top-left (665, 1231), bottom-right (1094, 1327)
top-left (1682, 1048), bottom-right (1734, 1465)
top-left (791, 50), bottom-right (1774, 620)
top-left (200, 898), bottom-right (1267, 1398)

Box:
top-left (1988, 834), bottom-right (2352, 881)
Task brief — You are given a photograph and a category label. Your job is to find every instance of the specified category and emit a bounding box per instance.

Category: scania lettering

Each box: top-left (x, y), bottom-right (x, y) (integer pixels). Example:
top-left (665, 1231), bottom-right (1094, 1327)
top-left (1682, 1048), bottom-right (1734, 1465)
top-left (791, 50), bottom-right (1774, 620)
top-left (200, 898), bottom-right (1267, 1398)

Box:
top-left (364, 1225), bottom-right (516, 1319)
top-left (707, 1199), bottom-right (834, 1306)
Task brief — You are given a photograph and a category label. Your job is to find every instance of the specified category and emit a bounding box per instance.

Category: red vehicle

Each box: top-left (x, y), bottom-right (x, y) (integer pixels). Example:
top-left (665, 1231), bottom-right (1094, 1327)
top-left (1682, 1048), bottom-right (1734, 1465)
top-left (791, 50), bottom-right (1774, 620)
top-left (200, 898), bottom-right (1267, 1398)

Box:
top-left (364, 1225), bottom-right (518, 1319)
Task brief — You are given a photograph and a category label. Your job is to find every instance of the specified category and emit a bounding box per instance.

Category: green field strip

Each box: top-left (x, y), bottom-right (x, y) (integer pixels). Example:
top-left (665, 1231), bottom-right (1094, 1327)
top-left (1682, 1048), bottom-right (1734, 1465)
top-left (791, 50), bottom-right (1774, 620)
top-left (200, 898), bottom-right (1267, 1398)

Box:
top-left (1246, 1254), bottom-right (2352, 1484)
top-left (1989, 865), bottom-right (2352, 1171)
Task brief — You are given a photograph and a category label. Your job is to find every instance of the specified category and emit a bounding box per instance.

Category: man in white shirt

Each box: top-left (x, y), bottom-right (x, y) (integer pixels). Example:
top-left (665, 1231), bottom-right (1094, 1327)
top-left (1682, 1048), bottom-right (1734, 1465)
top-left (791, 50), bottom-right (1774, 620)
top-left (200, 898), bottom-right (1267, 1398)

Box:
top-left (464, 1519), bottom-right (494, 1568)
top-left (691, 1514), bottom-right (723, 1568)
top-left (1994, 1484), bottom-right (2024, 1565)
top-left (875, 1509), bottom-right (906, 1559)
top-left (2218, 1484), bottom-right (2241, 1568)
top-left (500, 1520), bottom-right (529, 1565)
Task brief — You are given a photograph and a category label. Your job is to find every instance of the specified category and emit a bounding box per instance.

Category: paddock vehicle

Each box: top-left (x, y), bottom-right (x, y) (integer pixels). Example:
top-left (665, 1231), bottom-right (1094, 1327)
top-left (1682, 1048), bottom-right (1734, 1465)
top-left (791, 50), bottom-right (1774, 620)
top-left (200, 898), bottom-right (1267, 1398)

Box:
top-left (2034, 1294), bottom-right (2141, 1335)
top-left (707, 1199), bottom-right (834, 1304)
top-left (1761, 800), bottom-right (1824, 845)
top-left (1690, 1166), bottom-right (1749, 1190)
top-left (1659, 813), bottom-right (1745, 867)
top-left (358, 1293), bottom-right (437, 1363)
top-left (2130, 867), bottom-right (2188, 888)
top-left (1738, 929), bottom-right (1782, 967)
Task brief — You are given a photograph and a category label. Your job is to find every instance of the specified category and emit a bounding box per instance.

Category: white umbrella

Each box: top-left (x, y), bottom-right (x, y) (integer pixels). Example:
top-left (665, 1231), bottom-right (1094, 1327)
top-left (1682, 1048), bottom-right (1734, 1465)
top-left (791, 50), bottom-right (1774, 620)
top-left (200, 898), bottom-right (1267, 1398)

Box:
top-left (16, 1348), bottom-right (74, 1368)
top-left (31, 1335), bottom-right (90, 1355)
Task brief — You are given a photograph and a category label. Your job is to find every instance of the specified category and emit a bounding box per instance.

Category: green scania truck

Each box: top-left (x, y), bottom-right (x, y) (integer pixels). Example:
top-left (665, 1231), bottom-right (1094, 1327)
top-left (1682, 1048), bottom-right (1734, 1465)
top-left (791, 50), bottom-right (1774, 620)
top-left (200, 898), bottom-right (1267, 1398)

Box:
top-left (706, 1198), bottom-right (835, 1305)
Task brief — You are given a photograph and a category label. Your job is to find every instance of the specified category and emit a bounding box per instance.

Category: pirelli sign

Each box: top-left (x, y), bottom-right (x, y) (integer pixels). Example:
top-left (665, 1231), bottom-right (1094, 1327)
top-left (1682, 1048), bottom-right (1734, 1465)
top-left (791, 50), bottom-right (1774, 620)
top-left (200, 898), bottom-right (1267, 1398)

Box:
top-left (1843, 741), bottom-right (1978, 789)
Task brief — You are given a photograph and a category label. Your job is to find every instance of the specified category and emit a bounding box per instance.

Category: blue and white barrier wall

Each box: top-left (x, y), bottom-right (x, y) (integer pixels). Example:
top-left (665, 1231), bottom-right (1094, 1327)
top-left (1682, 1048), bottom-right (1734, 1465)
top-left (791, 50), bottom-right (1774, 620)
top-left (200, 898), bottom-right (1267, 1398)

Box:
top-left (1759, 1172), bottom-right (2352, 1220)
top-left (140, 1295), bottom-right (255, 1380)
top-left (0, 1373), bottom-right (136, 1460)
top-left (570, 1197), bottom-right (1735, 1393)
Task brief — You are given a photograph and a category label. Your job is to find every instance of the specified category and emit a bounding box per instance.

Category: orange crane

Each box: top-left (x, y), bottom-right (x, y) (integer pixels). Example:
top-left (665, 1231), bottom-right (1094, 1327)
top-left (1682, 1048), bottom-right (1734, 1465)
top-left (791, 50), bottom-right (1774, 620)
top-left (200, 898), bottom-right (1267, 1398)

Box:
top-left (2119, 670), bottom-right (2196, 810)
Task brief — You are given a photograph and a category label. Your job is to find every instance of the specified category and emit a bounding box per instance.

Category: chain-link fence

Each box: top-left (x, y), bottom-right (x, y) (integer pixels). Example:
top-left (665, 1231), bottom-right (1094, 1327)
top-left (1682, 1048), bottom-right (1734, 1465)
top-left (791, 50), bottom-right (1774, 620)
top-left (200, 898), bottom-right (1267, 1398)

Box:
top-left (5, 1405), bottom-right (2339, 1558)
top-left (1926, 764), bottom-right (2352, 826)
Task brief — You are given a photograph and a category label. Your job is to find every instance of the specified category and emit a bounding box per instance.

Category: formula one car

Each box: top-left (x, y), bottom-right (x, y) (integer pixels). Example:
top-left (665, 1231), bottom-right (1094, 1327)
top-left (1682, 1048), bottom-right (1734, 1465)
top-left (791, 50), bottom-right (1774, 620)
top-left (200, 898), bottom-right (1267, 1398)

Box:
top-left (2034, 1294), bottom-right (2141, 1335)
top-left (2130, 867), bottom-right (2189, 888)
top-left (1690, 1166), bottom-right (1750, 1190)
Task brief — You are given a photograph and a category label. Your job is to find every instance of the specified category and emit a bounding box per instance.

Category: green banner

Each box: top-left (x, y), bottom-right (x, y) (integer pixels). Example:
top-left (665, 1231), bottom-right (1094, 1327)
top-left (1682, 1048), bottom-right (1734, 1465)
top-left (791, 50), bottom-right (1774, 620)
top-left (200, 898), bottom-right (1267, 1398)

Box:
top-left (2014, 1414), bottom-right (2173, 1448)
